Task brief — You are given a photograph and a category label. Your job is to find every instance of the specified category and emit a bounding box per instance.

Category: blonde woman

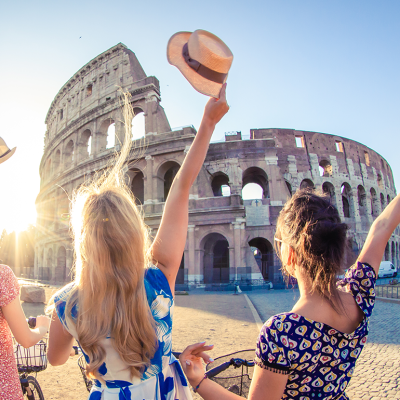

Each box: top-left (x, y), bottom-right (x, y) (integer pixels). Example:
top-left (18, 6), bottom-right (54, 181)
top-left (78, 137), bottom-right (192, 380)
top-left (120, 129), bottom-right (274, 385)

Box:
top-left (46, 84), bottom-right (228, 399)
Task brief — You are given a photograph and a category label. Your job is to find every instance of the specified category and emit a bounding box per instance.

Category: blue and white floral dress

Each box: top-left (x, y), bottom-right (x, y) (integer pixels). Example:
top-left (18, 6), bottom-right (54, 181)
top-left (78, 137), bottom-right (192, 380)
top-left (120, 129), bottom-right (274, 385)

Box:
top-left (54, 265), bottom-right (191, 400)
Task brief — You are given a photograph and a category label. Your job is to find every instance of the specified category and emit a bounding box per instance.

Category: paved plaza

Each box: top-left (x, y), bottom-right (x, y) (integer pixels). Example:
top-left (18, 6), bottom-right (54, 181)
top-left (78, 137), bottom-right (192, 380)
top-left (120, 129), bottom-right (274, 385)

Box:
top-left (20, 286), bottom-right (399, 399)
top-left (247, 289), bottom-right (400, 400)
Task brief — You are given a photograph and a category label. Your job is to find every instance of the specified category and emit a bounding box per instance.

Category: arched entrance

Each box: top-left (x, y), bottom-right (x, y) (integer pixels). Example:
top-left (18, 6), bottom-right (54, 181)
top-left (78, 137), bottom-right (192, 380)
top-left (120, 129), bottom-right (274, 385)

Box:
top-left (248, 238), bottom-right (274, 281)
top-left (202, 233), bottom-right (230, 284)
top-left (130, 169), bottom-right (144, 205)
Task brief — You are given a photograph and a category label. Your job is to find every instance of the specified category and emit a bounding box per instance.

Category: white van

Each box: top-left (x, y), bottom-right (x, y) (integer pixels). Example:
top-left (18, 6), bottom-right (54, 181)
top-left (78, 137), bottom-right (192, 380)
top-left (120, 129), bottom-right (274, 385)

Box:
top-left (378, 261), bottom-right (397, 278)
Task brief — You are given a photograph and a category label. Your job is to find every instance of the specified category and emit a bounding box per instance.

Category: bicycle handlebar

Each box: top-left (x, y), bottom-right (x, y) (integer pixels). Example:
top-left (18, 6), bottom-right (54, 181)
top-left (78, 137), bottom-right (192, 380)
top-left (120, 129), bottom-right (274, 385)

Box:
top-left (206, 358), bottom-right (255, 378)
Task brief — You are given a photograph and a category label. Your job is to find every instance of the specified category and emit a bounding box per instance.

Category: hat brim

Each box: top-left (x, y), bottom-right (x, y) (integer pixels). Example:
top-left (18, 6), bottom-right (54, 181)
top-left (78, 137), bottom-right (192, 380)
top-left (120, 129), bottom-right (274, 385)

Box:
top-left (0, 147), bottom-right (16, 165)
top-left (167, 32), bottom-right (225, 99)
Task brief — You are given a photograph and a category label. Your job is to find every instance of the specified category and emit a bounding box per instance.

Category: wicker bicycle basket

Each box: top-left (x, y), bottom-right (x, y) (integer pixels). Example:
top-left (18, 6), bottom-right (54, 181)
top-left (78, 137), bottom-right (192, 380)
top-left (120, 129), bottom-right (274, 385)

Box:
top-left (78, 354), bottom-right (94, 392)
top-left (206, 350), bottom-right (255, 398)
top-left (13, 337), bottom-right (48, 373)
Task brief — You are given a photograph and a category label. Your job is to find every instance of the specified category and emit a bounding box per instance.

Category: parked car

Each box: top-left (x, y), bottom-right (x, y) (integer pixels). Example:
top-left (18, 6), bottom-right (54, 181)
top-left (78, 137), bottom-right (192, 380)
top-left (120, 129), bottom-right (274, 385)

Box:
top-left (378, 261), bottom-right (397, 278)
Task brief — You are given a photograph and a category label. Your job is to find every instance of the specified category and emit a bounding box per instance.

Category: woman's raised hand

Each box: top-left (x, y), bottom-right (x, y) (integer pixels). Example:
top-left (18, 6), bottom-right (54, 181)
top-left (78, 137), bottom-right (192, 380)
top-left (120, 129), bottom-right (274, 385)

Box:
top-left (203, 83), bottom-right (229, 127)
top-left (179, 342), bottom-right (214, 387)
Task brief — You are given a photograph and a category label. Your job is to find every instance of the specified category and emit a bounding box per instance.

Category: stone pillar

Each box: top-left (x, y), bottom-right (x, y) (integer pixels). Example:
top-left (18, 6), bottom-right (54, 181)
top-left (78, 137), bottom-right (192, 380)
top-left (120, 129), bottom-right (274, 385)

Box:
top-left (308, 153), bottom-right (320, 180)
top-left (334, 185), bottom-right (344, 218)
top-left (365, 192), bottom-right (373, 225)
top-left (187, 225), bottom-right (197, 282)
top-left (144, 156), bottom-right (154, 204)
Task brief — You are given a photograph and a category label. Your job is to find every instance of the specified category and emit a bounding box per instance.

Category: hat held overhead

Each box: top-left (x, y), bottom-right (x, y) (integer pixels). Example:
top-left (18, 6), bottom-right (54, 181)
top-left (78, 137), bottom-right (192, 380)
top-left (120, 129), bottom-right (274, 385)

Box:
top-left (0, 137), bottom-right (16, 165)
top-left (167, 29), bottom-right (233, 98)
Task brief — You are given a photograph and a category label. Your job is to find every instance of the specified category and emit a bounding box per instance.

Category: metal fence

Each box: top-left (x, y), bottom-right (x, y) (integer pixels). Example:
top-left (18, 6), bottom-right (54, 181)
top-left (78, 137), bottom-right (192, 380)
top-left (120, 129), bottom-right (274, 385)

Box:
top-left (375, 285), bottom-right (400, 299)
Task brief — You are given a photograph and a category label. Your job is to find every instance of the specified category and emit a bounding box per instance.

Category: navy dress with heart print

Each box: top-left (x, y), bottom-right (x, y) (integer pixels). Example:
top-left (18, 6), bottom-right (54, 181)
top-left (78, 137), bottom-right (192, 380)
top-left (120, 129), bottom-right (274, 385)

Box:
top-left (255, 262), bottom-right (376, 400)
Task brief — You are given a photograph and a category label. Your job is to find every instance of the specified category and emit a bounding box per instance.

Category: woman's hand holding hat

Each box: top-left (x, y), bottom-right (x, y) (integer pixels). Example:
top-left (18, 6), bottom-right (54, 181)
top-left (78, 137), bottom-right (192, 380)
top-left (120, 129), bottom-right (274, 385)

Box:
top-left (203, 83), bottom-right (229, 127)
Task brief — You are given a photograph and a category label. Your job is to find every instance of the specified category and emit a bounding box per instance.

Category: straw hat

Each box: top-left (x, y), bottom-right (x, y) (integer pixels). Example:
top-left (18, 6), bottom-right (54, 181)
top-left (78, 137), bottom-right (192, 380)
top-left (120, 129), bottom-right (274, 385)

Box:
top-left (167, 29), bottom-right (233, 98)
top-left (0, 137), bottom-right (16, 165)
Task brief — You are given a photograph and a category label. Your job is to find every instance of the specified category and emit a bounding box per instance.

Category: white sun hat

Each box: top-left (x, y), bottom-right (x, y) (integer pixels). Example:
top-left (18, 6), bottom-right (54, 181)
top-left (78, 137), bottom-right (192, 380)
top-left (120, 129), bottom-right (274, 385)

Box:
top-left (0, 137), bottom-right (16, 165)
top-left (167, 29), bottom-right (233, 98)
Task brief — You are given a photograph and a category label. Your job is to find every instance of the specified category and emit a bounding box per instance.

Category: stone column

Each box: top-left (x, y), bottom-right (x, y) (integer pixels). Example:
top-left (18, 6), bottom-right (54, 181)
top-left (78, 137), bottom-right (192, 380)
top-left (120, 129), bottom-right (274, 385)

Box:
top-left (188, 225), bottom-right (197, 282)
top-left (144, 156), bottom-right (154, 204)
top-left (232, 220), bottom-right (243, 280)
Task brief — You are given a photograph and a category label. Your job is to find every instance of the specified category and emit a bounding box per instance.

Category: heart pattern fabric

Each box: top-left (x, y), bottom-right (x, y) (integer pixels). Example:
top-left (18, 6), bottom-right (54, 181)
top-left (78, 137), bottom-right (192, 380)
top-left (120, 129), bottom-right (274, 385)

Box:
top-left (255, 262), bottom-right (376, 400)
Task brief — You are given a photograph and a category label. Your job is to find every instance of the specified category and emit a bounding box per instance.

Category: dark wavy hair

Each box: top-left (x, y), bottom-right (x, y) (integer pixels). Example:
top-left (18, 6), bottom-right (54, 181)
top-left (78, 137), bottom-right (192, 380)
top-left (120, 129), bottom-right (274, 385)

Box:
top-left (275, 189), bottom-right (348, 313)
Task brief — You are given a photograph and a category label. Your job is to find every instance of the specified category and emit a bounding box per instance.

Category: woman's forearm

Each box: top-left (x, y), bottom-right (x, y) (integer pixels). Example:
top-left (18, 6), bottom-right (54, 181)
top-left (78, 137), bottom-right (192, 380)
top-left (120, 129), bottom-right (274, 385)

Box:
top-left (194, 377), bottom-right (243, 400)
top-left (171, 118), bottom-right (216, 194)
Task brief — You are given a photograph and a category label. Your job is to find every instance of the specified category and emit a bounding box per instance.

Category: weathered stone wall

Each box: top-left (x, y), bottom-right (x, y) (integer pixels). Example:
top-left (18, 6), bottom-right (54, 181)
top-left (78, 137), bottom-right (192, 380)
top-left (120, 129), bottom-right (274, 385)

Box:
top-left (35, 44), bottom-right (399, 285)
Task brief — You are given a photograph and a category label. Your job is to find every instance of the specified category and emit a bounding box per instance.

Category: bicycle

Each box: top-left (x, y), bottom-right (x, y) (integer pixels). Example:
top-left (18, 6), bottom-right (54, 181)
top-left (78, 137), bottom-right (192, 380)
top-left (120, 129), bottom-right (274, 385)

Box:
top-left (13, 317), bottom-right (47, 400)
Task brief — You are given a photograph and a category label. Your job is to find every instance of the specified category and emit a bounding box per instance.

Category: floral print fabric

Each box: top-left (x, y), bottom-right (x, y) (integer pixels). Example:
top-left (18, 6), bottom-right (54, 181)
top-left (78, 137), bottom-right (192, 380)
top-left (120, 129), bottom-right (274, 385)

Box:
top-left (0, 264), bottom-right (23, 400)
top-left (54, 265), bottom-right (191, 400)
top-left (255, 262), bottom-right (376, 400)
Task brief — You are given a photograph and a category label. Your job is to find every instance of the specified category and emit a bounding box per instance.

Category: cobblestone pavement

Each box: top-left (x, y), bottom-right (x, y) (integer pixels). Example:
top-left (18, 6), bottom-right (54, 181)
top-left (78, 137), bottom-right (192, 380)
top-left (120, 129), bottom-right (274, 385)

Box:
top-left (247, 289), bottom-right (400, 399)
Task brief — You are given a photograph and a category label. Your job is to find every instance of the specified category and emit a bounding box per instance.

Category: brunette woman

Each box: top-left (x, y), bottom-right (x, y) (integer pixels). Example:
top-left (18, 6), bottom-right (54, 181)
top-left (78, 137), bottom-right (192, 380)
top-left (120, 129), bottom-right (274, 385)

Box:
top-left (180, 189), bottom-right (400, 400)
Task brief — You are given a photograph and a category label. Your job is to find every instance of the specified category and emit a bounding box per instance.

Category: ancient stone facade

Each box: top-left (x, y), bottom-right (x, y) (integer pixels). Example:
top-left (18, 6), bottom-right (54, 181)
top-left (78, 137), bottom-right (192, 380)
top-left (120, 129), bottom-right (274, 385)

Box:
top-left (35, 43), bottom-right (399, 286)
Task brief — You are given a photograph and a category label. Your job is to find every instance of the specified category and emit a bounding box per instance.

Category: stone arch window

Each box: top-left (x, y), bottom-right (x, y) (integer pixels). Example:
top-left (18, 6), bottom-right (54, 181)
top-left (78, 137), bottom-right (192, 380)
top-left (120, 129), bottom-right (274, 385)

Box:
top-left (285, 181), bottom-right (292, 197)
top-left (242, 167), bottom-right (269, 200)
top-left (248, 237), bottom-right (274, 281)
top-left (380, 193), bottom-right (385, 210)
top-left (211, 173), bottom-right (230, 197)
top-left (86, 84), bottom-right (92, 97)
top-left (130, 169), bottom-right (144, 205)
top-left (64, 140), bottom-right (74, 166)
top-left (387, 194), bottom-right (391, 205)
top-left (56, 246), bottom-right (67, 283)
top-left (370, 188), bottom-right (379, 216)
top-left (335, 140), bottom-right (344, 152)
top-left (322, 182), bottom-right (336, 207)
top-left (341, 183), bottom-right (353, 218)
top-left (364, 151), bottom-right (370, 166)
top-left (381, 159), bottom-right (385, 171)
top-left (106, 122), bottom-right (116, 149)
top-left (377, 173), bottom-right (383, 189)
top-left (132, 108), bottom-right (145, 141)
top-left (300, 179), bottom-right (315, 191)
top-left (60, 109), bottom-right (64, 120)
top-left (202, 233), bottom-right (230, 284)
top-left (357, 185), bottom-right (367, 217)
top-left (53, 150), bottom-right (60, 174)
top-left (80, 129), bottom-right (92, 160)
top-left (295, 135), bottom-right (305, 148)
top-left (157, 161), bottom-right (181, 202)
top-left (319, 160), bottom-right (332, 177)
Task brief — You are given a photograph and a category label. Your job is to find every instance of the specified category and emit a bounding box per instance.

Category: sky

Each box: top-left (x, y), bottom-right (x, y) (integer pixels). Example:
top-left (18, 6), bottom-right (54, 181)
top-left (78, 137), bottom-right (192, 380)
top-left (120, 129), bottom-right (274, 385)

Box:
top-left (0, 0), bottom-right (399, 233)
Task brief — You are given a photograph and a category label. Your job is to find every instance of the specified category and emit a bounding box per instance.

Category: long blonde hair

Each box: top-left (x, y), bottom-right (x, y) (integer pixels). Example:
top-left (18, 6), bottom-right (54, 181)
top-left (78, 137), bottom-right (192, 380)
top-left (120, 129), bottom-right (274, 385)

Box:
top-left (53, 91), bottom-right (157, 380)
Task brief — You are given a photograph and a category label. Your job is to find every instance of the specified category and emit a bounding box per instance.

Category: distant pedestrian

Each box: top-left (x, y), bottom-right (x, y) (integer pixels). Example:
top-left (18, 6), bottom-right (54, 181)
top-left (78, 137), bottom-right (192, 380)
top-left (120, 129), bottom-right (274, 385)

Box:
top-left (180, 189), bottom-right (400, 400)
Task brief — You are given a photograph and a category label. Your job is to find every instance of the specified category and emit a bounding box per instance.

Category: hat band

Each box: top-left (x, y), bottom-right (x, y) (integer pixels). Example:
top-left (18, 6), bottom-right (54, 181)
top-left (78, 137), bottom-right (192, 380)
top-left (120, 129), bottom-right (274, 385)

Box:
top-left (0, 148), bottom-right (11, 159)
top-left (182, 43), bottom-right (227, 84)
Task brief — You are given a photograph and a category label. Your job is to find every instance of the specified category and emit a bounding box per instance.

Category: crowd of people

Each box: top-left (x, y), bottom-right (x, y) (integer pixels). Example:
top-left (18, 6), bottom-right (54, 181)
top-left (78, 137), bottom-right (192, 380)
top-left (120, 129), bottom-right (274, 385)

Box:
top-left (1, 30), bottom-right (397, 400)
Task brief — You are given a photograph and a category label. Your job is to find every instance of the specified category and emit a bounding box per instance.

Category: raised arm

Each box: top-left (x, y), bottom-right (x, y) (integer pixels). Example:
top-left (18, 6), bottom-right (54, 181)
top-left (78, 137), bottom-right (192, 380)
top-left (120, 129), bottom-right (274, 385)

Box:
top-left (151, 84), bottom-right (229, 290)
top-left (357, 192), bottom-right (400, 274)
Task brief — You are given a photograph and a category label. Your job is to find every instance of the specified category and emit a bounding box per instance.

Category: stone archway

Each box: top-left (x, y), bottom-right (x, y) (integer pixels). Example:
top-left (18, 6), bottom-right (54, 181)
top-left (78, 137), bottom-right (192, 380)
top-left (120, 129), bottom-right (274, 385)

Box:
top-left (202, 233), bottom-right (230, 284)
top-left (248, 237), bottom-right (274, 281)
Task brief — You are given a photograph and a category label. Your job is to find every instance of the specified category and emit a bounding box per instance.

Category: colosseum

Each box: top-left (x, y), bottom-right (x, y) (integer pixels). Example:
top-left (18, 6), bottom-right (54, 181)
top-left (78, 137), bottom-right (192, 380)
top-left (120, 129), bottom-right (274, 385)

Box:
top-left (35, 43), bottom-right (399, 288)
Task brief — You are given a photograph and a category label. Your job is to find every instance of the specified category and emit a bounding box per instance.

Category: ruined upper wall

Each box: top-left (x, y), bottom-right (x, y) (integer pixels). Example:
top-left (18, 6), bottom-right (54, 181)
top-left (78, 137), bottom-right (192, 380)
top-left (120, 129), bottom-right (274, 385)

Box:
top-left (248, 128), bottom-right (395, 191)
top-left (44, 43), bottom-right (152, 145)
